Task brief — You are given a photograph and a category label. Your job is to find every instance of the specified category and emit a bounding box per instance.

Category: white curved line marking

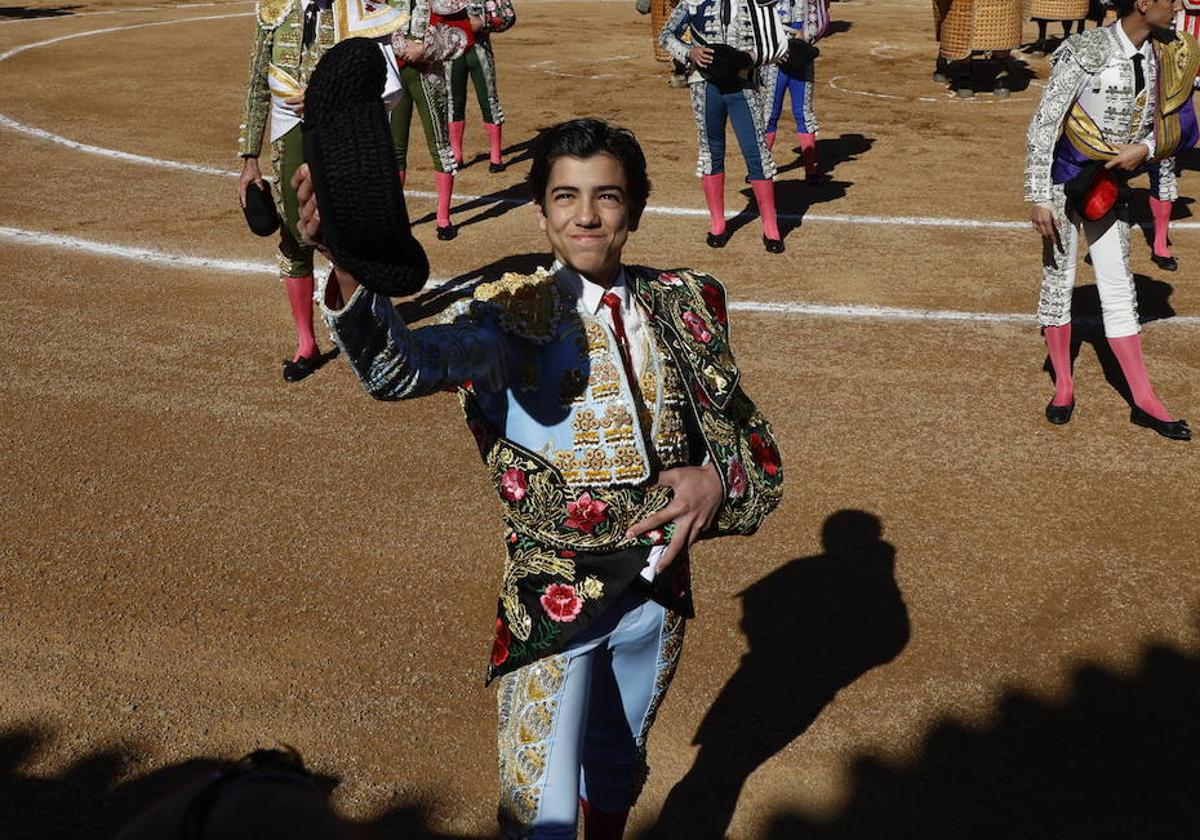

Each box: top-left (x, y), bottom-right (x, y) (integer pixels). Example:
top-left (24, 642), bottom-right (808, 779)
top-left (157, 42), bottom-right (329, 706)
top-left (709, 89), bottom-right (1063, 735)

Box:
top-left (4, 225), bottom-right (1199, 328)
top-left (828, 74), bottom-right (1032, 104)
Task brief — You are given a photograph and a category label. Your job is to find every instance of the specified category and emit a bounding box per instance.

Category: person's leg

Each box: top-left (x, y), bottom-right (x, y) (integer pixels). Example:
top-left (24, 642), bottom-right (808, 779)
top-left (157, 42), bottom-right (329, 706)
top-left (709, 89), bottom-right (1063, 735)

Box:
top-left (1038, 186), bottom-right (1080, 417)
top-left (471, 41), bottom-right (506, 170)
top-left (272, 127), bottom-right (319, 376)
top-left (790, 58), bottom-right (819, 178)
top-left (389, 81), bottom-right (415, 186)
top-left (411, 65), bottom-right (458, 236)
top-left (497, 653), bottom-right (593, 840)
top-left (448, 52), bottom-right (469, 166)
top-left (579, 597), bottom-right (685, 840)
top-left (695, 81), bottom-right (728, 244)
top-left (727, 87), bottom-right (782, 250)
top-left (764, 63), bottom-right (787, 149)
top-left (1084, 213), bottom-right (1180, 424)
top-left (1148, 158), bottom-right (1178, 268)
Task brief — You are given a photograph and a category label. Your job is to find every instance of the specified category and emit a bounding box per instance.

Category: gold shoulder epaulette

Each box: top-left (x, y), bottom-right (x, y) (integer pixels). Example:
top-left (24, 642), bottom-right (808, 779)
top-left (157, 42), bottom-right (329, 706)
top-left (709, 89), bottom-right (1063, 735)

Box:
top-left (473, 268), bottom-right (563, 344)
top-left (257, 0), bottom-right (294, 29)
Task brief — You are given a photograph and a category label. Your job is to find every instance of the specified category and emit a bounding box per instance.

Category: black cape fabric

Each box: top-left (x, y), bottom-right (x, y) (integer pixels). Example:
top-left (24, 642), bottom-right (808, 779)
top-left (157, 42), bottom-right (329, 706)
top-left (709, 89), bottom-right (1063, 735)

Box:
top-left (302, 38), bottom-right (430, 297)
top-left (242, 180), bottom-right (280, 237)
top-left (700, 43), bottom-right (754, 94)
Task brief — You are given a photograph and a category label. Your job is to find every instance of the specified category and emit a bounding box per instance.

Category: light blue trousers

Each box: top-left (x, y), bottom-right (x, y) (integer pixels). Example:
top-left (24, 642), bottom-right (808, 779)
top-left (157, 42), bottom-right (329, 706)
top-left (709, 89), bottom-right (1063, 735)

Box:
top-left (496, 590), bottom-right (685, 839)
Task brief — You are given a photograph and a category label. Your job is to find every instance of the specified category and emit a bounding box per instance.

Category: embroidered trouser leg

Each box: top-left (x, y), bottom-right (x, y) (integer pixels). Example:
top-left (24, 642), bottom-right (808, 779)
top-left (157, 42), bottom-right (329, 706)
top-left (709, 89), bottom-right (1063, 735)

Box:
top-left (496, 591), bottom-right (685, 839)
top-left (448, 40), bottom-right (504, 124)
top-left (269, 125), bottom-right (315, 280)
top-left (1037, 184), bottom-right (1139, 337)
top-left (389, 64), bottom-right (457, 174)
top-left (691, 80), bottom-right (776, 181)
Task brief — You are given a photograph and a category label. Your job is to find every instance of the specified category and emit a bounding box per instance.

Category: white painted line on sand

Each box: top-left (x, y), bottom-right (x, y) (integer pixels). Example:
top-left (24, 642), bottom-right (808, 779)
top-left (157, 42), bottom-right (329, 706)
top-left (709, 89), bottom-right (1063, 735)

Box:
top-left (4, 225), bottom-right (1198, 328)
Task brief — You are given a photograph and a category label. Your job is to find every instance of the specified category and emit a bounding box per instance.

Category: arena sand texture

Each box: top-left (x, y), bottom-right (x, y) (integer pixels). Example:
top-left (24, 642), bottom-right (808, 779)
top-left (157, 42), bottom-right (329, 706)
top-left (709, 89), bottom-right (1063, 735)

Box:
top-left (1, 0), bottom-right (1198, 837)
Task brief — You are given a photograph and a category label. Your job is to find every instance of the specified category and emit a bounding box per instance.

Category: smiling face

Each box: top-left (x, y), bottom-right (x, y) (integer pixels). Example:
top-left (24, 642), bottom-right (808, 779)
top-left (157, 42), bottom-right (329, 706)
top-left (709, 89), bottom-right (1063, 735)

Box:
top-left (536, 152), bottom-right (636, 289)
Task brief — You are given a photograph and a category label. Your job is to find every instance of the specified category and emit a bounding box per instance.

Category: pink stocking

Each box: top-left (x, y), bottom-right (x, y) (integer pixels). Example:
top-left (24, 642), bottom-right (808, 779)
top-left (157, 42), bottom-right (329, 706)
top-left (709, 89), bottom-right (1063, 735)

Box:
top-left (449, 120), bottom-right (466, 167)
top-left (485, 122), bottom-right (503, 165)
top-left (1108, 333), bottom-right (1172, 421)
top-left (434, 171), bottom-right (454, 228)
top-left (1149, 196), bottom-right (1173, 258)
top-left (701, 173), bottom-right (726, 236)
top-left (796, 132), bottom-right (818, 175)
top-left (750, 179), bottom-right (781, 241)
top-left (1043, 324), bottom-right (1074, 406)
top-left (283, 275), bottom-right (317, 362)
top-left (398, 169), bottom-right (407, 189)
top-left (765, 131), bottom-right (776, 151)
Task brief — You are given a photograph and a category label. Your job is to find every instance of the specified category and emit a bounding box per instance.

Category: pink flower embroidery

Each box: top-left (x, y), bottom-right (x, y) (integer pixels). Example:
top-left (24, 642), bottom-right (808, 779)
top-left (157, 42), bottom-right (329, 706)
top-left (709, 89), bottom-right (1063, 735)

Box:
top-left (658, 271), bottom-right (683, 286)
top-left (565, 492), bottom-right (608, 533)
top-left (500, 467), bottom-right (528, 502)
top-left (682, 310), bottom-right (712, 344)
top-left (642, 528), bottom-right (667, 545)
top-left (727, 457), bottom-right (747, 499)
top-left (750, 432), bottom-right (781, 478)
top-left (700, 282), bottom-right (727, 326)
top-left (541, 583), bottom-right (583, 622)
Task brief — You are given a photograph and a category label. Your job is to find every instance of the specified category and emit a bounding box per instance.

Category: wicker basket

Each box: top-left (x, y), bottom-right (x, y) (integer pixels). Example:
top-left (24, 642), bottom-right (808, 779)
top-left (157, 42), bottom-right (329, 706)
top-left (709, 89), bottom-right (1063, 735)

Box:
top-left (935, 0), bottom-right (1024, 60)
top-left (1026, 0), bottom-right (1089, 20)
top-left (652, 0), bottom-right (682, 62)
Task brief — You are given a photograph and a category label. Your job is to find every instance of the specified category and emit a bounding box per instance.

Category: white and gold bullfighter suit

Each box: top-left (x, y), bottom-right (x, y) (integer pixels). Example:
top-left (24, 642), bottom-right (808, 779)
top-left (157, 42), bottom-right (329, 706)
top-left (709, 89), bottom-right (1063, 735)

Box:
top-left (321, 263), bottom-right (783, 836)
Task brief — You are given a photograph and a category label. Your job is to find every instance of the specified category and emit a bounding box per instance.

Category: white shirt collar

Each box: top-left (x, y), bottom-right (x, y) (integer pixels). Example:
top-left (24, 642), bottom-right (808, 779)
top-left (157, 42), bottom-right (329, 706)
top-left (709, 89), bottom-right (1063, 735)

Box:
top-left (1113, 20), bottom-right (1152, 60)
top-left (552, 260), bottom-right (630, 316)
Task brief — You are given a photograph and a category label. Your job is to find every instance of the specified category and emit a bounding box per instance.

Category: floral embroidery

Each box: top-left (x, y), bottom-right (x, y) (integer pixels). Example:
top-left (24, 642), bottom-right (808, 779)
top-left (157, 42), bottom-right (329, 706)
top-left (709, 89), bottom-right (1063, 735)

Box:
top-left (682, 310), bottom-right (713, 344)
top-left (580, 576), bottom-right (604, 599)
top-left (657, 271), bottom-right (684, 286)
top-left (727, 456), bottom-right (747, 499)
top-left (749, 432), bottom-right (781, 478)
top-left (501, 468), bottom-right (528, 502)
top-left (565, 492), bottom-right (608, 533)
top-left (541, 583), bottom-right (584, 622)
top-left (492, 618), bottom-right (511, 666)
top-left (700, 283), bottom-right (727, 326)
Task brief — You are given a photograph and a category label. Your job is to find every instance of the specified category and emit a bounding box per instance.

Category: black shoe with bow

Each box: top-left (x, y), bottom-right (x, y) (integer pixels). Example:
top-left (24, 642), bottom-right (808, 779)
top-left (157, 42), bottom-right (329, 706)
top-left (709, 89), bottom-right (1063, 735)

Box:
top-left (1130, 406), bottom-right (1191, 440)
top-left (763, 235), bottom-right (784, 254)
top-left (707, 231), bottom-right (729, 248)
top-left (1045, 399), bottom-right (1075, 425)
top-left (1151, 253), bottom-right (1178, 271)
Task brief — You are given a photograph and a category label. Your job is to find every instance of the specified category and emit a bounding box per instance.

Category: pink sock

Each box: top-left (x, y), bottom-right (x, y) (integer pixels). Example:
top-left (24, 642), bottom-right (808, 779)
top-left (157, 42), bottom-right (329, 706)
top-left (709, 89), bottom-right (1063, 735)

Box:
top-left (434, 171), bottom-right (454, 228)
top-left (1149, 196), bottom-right (1173, 258)
top-left (485, 122), bottom-right (503, 165)
top-left (449, 120), bottom-right (465, 167)
top-left (283, 275), bottom-right (317, 362)
top-left (398, 169), bottom-right (407, 188)
top-left (1108, 333), bottom-right (1172, 421)
top-left (796, 132), bottom-right (818, 175)
top-left (1043, 324), bottom-right (1074, 406)
top-left (750, 179), bottom-right (781, 240)
top-left (701, 173), bottom-right (726, 236)
top-left (765, 131), bottom-right (776, 151)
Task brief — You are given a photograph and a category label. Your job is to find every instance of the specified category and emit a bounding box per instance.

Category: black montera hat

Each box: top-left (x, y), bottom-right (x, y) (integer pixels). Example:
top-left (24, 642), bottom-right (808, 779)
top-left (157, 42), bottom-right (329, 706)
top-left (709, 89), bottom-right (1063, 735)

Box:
top-left (242, 180), bottom-right (281, 237)
top-left (778, 37), bottom-right (820, 78)
top-left (302, 38), bottom-right (429, 297)
top-left (701, 44), bottom-right (754, 94)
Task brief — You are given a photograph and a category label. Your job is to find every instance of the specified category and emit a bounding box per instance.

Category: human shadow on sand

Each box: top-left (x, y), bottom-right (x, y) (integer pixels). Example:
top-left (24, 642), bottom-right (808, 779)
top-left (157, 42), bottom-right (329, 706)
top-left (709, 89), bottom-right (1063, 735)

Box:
top-left (0, 724), bottom-right (492, 839)
top-left (637, 510), bottom-right (910, 840)
top-left (0, 5), bottom-right (78, 17)
top-left (723, 134), bottom-right (874, 244)
top-left (1042, 277), bottom-right (1176, 408)
top-left (762, 628), bottom-right (1200, 839)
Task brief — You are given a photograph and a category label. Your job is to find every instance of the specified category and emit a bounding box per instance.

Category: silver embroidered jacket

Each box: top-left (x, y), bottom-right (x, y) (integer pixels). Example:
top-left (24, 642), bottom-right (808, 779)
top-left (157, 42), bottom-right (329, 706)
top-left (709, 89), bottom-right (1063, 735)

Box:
top-left (1024, 24), bottom-right (1172, 204)
top-left (659, 0), bottom-right (788, 82)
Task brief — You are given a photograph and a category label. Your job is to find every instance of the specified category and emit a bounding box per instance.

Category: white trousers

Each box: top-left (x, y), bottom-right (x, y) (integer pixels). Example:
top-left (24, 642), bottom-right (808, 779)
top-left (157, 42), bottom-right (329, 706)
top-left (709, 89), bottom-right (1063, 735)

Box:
top-left (1037, 184), bottom-right (1140, 338)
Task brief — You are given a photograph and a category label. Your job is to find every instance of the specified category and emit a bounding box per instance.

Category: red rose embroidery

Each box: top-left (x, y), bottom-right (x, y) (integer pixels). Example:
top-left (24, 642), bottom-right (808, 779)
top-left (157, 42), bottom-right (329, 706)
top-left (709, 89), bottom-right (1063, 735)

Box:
top-left (749, 432), bottom-right (781, 477)
top-left (727, 456), bottom-right (747, 499)
top-left (565, 492), bottom-right (608, 533)
top-left (559, 549), bottom-right (577, 558)
top-left (500, 467), bottom-right (528, 502)
top-left (682, 310), bottom-right (712, 344)
top-left (658, 271), bottom-right (683, 286)
top-left (700, 283), bottom-right (727, 326)
top-left (541, 583), bottom-right (583, 622)
top-left (694, 383), bottom-right (712, 407)
top-left (492, 618), bottom-right (510, 666)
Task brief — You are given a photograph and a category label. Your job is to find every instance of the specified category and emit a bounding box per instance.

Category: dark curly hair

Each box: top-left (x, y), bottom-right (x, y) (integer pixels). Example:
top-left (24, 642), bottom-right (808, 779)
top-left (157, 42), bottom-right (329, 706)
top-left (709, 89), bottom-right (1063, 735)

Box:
top-left (526, 118), bottom-right (652, 225)
top-left (1110, 0), bottom-right (1138, 17)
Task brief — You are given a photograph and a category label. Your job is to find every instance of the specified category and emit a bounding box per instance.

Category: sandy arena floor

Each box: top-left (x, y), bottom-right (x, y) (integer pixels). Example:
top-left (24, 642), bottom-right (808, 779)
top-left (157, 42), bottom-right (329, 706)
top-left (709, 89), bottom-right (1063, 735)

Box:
top-left (1, 0), bottom-right (1198, 837)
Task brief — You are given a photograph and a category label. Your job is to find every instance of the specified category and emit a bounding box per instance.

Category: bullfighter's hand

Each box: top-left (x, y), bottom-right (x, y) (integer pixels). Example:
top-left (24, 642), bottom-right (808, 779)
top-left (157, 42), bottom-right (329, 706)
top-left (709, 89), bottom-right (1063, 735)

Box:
top-left (1030, 203), bottom-right (1061, 252)
top-left (626, 463), bottom-right (724, 572)
top-left (237, 157), bottom-right (264, 208)
top-left (1105, 142), bottom-right (1149, 172)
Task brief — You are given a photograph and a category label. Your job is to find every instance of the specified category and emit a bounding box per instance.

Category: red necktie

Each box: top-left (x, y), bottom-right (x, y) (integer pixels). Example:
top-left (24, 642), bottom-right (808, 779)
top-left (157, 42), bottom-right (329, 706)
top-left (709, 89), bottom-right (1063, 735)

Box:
top-left (601, 291), bottom-right (637, 384)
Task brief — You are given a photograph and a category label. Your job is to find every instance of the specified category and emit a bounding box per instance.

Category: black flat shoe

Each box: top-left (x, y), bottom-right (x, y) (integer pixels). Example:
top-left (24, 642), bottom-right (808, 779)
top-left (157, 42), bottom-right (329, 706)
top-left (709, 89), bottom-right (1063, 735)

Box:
top-left (706, 231), bottom-right (729, 248)
top-left (1045, 399), bottom-right (1075, 425)
top-left (436, 224), bottom-right (458, 241)
top-left (282, 354), bottom-right (319, 383)
top-left (763, 235), bottom-right (784, 254)
top-left (1151, 253), bottom-right (1178, 271)
top-left (488, 161), bottom-right (506, 173)
top-left (1130, 406), bottom-right (1191, 440)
